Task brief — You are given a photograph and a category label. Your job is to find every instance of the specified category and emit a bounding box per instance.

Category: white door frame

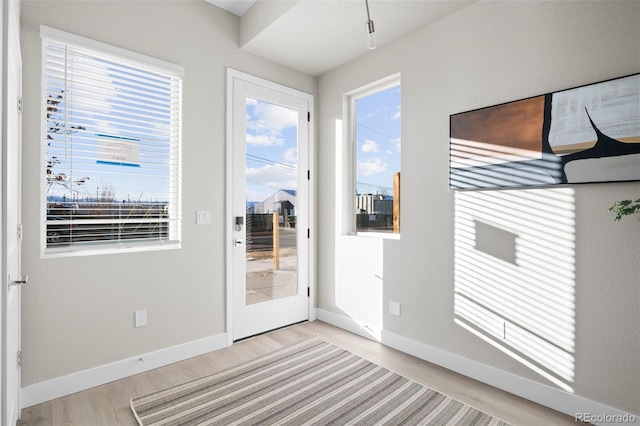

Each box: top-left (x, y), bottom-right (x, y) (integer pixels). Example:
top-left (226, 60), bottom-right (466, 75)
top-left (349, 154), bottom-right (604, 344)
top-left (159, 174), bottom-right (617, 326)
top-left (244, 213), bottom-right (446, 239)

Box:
top-left (225, 69), bottom-right (315, 345)
top-left (2, 0), bottom-right (22, 423)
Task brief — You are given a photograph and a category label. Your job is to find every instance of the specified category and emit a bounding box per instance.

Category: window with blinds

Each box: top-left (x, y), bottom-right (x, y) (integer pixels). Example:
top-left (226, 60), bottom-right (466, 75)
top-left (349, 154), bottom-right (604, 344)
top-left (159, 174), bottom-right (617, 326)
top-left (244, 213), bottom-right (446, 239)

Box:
top-left (41, 26), bottom-right (183, 255)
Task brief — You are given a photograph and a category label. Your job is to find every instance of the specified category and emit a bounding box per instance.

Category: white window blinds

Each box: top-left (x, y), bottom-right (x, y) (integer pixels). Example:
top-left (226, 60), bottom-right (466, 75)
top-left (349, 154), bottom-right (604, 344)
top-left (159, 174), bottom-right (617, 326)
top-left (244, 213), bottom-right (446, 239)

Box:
top-left (41, 26), bottom-right (183, 255)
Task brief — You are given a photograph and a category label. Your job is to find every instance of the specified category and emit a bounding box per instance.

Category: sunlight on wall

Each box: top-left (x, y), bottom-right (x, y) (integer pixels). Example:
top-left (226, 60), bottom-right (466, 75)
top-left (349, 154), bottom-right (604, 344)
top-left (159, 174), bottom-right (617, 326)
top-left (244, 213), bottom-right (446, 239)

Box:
top-left (334, 118), bottom-right (383, 341)
top-left (335, 255), bottom-right (383, 341)
top-left (454, 187), bottom-right (576, 392)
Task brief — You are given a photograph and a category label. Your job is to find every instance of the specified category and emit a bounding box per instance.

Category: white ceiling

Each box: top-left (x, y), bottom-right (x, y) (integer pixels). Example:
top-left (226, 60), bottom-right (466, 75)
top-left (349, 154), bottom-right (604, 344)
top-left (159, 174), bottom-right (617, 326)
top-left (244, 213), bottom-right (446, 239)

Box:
top-left (206, 0), bottom-right (475, 76)
top-left (207, 0), bottom-right (257, 17)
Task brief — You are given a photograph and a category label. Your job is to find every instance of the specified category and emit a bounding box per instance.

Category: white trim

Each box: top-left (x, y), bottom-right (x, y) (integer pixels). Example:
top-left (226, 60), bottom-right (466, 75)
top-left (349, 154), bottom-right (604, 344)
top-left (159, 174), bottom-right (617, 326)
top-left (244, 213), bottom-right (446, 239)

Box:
top-left (316, 309), bottom-right (636, 425)
top-left (39, 25), bottom-right (184, 76)
top-left (344, 73), bottom-right (402, 100)
top-left (317, 308), bottom-right (381, 342)
top-left (3, 1), bottom-right (24, 423)
top-left (225, 68), bottom-right (315, 341)
top-left (39, 28), bottom-right (184, 257)
top-left (354, 231), bottom-right (400, 240)
top-left (307, 94), bottom-right (316, 324)
top-left (309, 308), bottom-right (318, 322)
top-left (21, 333), bottom-right (228, 408)
top-left (341, 73), bottom-right (401, 236)
top-left (225, 70), bottom-right (235, 346)
top-left (227, 69), bottom-right (313, 102)
top-left (300, 92), bottom-right (319, 321)
top-left (41, 240), bottom-right (181, 259)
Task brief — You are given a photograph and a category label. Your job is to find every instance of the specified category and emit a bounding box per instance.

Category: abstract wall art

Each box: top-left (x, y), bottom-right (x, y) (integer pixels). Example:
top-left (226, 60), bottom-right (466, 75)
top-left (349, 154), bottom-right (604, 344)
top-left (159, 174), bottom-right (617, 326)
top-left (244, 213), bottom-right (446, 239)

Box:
top-left (449, 73), bottom-right (640, 190)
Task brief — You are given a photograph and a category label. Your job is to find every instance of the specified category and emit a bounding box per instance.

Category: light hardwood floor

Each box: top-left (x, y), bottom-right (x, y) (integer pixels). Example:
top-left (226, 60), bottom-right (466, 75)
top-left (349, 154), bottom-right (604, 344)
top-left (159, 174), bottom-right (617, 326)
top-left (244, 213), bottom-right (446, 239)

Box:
top-left (18, 321), bottom-right (579, 425)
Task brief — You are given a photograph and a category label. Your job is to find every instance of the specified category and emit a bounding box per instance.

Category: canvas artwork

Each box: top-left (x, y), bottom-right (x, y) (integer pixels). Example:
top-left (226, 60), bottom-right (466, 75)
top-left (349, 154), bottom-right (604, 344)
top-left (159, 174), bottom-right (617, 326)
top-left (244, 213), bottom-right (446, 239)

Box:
top-left (449, 73), bottom-right (640, 190)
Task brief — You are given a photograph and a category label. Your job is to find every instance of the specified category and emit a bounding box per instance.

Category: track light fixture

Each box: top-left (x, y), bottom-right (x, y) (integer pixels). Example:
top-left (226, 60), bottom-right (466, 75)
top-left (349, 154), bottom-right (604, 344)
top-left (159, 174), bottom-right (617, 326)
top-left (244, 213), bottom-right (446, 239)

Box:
top-left (364, 0), bottom-right (377, 50)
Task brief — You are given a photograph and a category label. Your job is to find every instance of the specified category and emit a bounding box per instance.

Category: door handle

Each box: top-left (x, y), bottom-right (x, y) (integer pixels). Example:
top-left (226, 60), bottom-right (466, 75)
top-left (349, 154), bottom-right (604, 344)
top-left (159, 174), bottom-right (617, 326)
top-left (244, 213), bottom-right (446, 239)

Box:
top-left (9, 275), bottom-right (28, 287)
top-left (235, 239), bottom-right (244, 246)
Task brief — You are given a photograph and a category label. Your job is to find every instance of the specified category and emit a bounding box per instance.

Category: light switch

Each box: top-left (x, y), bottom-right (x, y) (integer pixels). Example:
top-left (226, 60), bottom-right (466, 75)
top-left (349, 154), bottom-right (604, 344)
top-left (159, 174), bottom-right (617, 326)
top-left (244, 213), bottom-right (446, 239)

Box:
top-left (196, 210), bottom-right (211, 225)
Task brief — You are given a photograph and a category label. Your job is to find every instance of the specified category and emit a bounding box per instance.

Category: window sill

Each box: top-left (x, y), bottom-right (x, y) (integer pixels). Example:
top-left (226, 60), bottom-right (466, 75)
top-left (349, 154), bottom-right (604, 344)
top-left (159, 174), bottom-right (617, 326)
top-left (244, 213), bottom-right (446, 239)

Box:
top-left (41, 240), bottom-right (181, 258)
top-left (350, 231), bottom-right (401, 240)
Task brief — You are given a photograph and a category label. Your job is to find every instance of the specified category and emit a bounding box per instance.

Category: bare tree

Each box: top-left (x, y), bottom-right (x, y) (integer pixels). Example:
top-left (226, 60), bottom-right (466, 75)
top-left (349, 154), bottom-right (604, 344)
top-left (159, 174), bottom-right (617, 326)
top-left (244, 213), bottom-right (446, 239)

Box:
top-left (46, 90), bottom-right (90, 196)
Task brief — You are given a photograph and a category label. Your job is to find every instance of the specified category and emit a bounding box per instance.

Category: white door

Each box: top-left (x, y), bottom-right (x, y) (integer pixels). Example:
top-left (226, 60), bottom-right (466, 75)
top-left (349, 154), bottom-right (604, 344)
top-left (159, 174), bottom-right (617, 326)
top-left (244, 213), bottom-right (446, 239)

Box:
top-left (228, 70), bottom-right (312, 340)
top-left (2, 0), bottom-right (23, 424)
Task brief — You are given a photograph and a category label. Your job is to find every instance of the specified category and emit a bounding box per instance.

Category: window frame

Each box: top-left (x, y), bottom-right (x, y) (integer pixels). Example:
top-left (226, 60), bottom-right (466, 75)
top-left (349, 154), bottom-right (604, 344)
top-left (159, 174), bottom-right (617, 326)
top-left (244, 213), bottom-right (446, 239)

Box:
top-left (342, 74), bottom-right (401, 239)
top-left (40, 26), bottom-right (184, 257)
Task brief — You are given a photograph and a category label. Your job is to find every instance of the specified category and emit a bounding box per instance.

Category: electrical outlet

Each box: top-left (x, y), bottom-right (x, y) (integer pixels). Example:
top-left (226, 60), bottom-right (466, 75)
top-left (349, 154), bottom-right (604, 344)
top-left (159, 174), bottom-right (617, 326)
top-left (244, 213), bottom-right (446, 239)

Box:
top-left (135, 310), bottom-right (147, 327)
top-left (389, 301), bottom-right (401, 316)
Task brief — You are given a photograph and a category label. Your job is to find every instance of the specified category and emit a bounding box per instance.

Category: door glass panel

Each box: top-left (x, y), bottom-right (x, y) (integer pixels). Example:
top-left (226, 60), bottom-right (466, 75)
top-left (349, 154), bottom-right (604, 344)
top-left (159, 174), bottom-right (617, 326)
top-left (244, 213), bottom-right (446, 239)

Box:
top-left (245, 97), bottom-right (298, 305)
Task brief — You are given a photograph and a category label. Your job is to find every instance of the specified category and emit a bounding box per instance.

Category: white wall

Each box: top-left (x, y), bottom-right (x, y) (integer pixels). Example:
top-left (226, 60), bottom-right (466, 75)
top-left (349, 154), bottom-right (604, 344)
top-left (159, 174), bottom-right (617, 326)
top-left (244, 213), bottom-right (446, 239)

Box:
top-left (17, 0), bottom-right (640, 416)
top-left (19, 0), bottom-right (316, 387)
top-left (318, 0), bottom-right (639, 415)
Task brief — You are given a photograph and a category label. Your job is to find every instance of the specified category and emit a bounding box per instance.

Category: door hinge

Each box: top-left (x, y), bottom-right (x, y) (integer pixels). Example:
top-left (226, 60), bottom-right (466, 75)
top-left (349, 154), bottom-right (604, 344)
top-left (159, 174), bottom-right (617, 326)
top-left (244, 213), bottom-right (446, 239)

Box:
top-left (17, 96), bottom-right (23, 114)
top-left (307, 111), bottom-right (310, 122)
top-left (17, 351), bottom-right (22, 368)
top-left (307, 228), bottom-right (310, 239)
top-left (307, 170), bottom-right (310, 180)
top-left (307, 287), bottom-right (310, 297)
top-left (17, 224), bottom-right (22, 241)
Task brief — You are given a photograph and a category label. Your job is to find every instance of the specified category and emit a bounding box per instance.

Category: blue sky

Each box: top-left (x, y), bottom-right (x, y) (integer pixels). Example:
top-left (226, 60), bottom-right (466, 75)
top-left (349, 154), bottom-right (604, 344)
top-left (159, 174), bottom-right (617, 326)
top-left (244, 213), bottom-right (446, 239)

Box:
top-left (355, 84), bottom-right (401, 197)
top-left (47, 77), bottom-right (400, 210)
top-left (245, 97), bottom-right (299, 205)
top-left (45, 50), bottom-right (176, 205)
top-left (244, 85), bottom-right (401, 206)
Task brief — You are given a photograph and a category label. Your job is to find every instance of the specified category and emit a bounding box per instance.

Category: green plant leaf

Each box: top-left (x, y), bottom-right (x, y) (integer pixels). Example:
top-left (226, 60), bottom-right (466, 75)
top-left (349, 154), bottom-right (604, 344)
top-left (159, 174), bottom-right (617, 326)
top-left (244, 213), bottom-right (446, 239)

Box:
top-left (610, 198), bottom-right (640, 221)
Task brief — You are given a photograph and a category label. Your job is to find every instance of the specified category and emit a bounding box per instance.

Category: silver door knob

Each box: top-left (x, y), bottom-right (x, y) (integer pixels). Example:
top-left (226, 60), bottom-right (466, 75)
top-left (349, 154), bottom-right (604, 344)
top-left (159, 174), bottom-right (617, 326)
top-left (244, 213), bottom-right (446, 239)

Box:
top-left (9, 275), bottom-right (28, 287)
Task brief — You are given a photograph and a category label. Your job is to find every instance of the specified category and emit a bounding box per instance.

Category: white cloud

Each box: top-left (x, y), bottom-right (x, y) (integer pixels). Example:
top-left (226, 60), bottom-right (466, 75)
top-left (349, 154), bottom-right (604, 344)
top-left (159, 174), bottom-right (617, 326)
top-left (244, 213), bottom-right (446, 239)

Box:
top-left (246, 164), bottom-right (297, 192)
top-left (245, 99), bottom-right (298, 147)
top-left (357, 157), bottom-right (388, 177)
top-left (253, 102), bottom-right (298, 132)
top-left (391, 106), bottom-right (401, 120)
top-left (283, 147), bottom-right (297, 164)
top-left (361, 140), bottom-right (379, 153)
top-left (391, 137), bottom-right (401, 153)
top-left (246, 162), bottom-right (297, 202)
top-left (246, 133), bottom-right (284, 147)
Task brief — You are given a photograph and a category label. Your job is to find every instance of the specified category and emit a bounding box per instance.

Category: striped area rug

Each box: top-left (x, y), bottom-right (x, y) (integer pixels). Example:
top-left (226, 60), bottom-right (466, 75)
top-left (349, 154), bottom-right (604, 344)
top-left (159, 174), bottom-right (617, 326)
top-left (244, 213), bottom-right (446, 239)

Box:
top-left (131, 337), bottom-right (510, 425)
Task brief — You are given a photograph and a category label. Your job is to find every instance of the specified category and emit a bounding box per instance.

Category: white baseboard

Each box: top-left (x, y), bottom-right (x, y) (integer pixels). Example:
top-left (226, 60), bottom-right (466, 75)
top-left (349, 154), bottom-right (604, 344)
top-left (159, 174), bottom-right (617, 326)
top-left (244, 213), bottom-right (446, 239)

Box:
top-left (309, 307), bottom-right (318, 322)
top-left (21, 333), bottom-right (229, 408)
top-left (316, 308), bottom-right (379, 340)
top-left (316, 309), bottom-right (636, 426)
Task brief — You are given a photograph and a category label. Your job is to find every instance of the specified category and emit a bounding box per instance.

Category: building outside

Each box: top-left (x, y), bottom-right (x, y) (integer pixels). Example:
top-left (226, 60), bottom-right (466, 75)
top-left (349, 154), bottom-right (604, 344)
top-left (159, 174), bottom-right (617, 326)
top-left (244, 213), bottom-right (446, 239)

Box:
top-left (253, 189), bottom-right (296, 215)
top-left (252, 189), bottom-right (297, 228)
top-left (356, 193), bottom-right (393, 215)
